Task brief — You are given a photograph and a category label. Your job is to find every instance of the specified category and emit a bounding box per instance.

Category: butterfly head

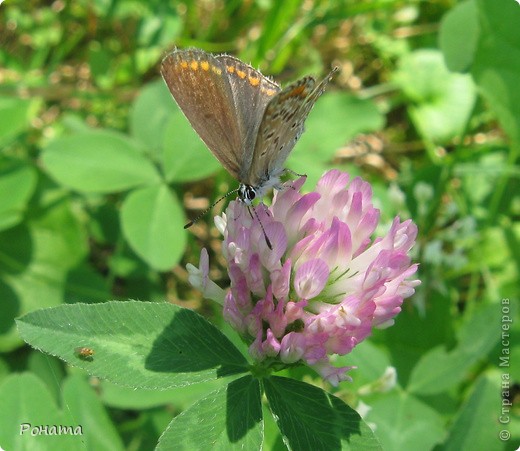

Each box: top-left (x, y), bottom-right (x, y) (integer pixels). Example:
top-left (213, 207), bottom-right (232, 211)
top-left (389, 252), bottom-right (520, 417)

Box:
top-left (238, 184), bottom-right (257, 205)
top-left (238, 170), bottom-right (283, 205)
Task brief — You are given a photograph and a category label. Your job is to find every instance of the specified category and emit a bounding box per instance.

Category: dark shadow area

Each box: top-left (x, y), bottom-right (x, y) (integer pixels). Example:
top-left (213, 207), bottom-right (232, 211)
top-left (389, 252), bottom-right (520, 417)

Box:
top-left (145, 308), bottom-right (248, 378)
top-left (226, 376), bottom-right (262, 443)
top-left (0, 225), bottom-right (33, 274)
top-left (264, 376), bottom-right (380, 450)
top-left (0, 279), bottom-right (20, 334)
top-left (64, 263), bottom-right (110, 304)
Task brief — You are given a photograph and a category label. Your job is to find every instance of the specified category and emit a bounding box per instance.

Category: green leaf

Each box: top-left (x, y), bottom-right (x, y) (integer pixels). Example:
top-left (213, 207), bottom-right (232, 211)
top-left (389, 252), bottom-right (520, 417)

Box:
top-left (130, 80), bottom-right (177, 155)
top-left (137, 15), bottom-right (182, 48)
top-left (64, 264), bottom-right (111, 304)
top-left (338, 340), bottom-right (392, 389)
top-left (264, 376), bottom-right (382, 450)
top-left (456, 302), bottom-right (503, 357)
top-left (0, 158), bottom-right (37, 231)
top-left (88, 43), bottom-right (115, 90)
top-left (295, 92), bottom-right (384, 162)
top-left (0, 372), bottom-right (124, 450)
top-left (16, 301), bottom-right (249, 389)
top-left (472, 0), bottom-right (520, 145)
top-left (42, 130), bottom-right (161, 193)
top-left (289, 92), bottom-right (383, 189)
top-left (406, 346), bottom-right (470, 396)
top-left (0, 373), bottom-right (77, 450)
top-left (0, 97), bottom-right (40, 146)
top-left (27, 351), bottom-right (65, 402)
top-left (120, 184), bottom-right (186, 270)
top-left (439, 0), bottom-right (479, 72)
top-left (442, 373), bottom-right (503, 451)
top-left (62, 374), bottom-right (125, 450)
top-left (99, 377), bottom-right (228, 410)
top-left (162, 113), bottom-right (222, 183)
top-left (407, 303), bottom-right (502, 395)
top-left (0, 358), bottom-right (9, 385)
top-left (367, 391), bottom-right (445, 451)
top-left (374, 290), bottom-right (453, 386)
top-left (394, 49), bottom-right (476, 144)
top-left (157, 376), bottom-right (263, 450)
top-left (262, 402), bottom-right (286, 451)
top-left (0, 196), bottom-right (88, 352)
top-left (253, 0), bottom-right (305, 67)
top-left (88, 202), bottom-right (120, 245)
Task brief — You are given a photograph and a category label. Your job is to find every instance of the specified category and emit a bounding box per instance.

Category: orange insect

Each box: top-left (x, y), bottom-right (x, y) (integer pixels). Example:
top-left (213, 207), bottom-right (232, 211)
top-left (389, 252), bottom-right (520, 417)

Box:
top-left (75, 347), bottom-right (95, 359)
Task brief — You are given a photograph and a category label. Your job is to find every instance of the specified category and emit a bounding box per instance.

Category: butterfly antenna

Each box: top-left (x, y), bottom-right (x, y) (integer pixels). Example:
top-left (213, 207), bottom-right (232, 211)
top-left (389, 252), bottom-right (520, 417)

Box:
top-left (184, 188), bottom-right (240, 229)
top-left (249, 206), bottom-right (273, 250)
top-left (284, 168), bottom-right (307, 178)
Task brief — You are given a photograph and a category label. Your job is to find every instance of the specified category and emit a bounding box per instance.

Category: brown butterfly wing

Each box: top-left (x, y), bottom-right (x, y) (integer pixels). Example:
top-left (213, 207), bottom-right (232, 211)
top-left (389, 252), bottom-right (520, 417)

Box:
top-left (161, 49), bottom-right (243, 178)
top-left (246, 67), bottom-right (339, 187)
top-left (214, 55), bottom-right (280, 181)
top-left (161, 49), bottom-right (281, 181)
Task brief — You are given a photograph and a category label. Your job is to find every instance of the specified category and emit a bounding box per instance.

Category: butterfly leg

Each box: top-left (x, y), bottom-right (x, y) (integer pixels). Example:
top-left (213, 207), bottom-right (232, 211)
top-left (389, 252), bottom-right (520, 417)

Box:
top-left (247, 205), bottom-right (272, 249)
top-left (272, 168), bottom-right (307, 192)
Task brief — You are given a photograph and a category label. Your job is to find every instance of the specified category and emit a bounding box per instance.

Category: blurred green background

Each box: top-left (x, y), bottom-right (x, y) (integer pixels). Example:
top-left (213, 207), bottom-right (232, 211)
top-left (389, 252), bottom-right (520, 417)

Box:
top-left (0, 0), bottom-right (518, 450)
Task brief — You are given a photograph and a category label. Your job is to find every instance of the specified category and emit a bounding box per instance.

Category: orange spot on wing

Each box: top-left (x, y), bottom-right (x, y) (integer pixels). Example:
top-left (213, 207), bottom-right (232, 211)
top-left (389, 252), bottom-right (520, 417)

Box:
top-left (236, 69), bottom-right (247, 79)
top-left (180, 61), bottom-right (189, 69)
top-left (248, 76), bottom-right (260, 86)
top-left (212, 66), bottom-right (222, 75)
top-left (200, 61), bottom-right (210, 71)
top-left (289, 85), bottom-right (307, 97)
top-left (262, 88), bottom-right (277, 96)
top-left (190, 61), bottom-right (199, 70)
top-left (227, 65), bottom-right (235, 73)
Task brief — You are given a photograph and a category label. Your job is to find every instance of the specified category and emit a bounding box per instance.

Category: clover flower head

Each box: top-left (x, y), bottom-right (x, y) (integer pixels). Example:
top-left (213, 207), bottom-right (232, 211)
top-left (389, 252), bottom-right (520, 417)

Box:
top-left (189, 170), bottom-right (420, 386)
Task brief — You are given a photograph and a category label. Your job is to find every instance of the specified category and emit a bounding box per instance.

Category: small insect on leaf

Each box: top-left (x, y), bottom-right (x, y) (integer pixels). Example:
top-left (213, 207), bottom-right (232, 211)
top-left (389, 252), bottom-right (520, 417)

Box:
top-left (75, 347), bottom-right (95, 360)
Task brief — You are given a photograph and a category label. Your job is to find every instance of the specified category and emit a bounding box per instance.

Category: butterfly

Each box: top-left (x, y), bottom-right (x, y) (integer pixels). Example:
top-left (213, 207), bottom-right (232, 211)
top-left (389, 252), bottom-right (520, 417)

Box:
top-left (161, 48), bottom-right (337, 201)
top-left (161, 48), bottom-right (338, 242)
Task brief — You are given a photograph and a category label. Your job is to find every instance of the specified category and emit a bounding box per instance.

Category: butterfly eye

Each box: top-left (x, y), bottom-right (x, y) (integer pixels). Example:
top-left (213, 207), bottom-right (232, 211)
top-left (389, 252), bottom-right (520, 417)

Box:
top-left (239, 185), bottom-right (256, 205)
